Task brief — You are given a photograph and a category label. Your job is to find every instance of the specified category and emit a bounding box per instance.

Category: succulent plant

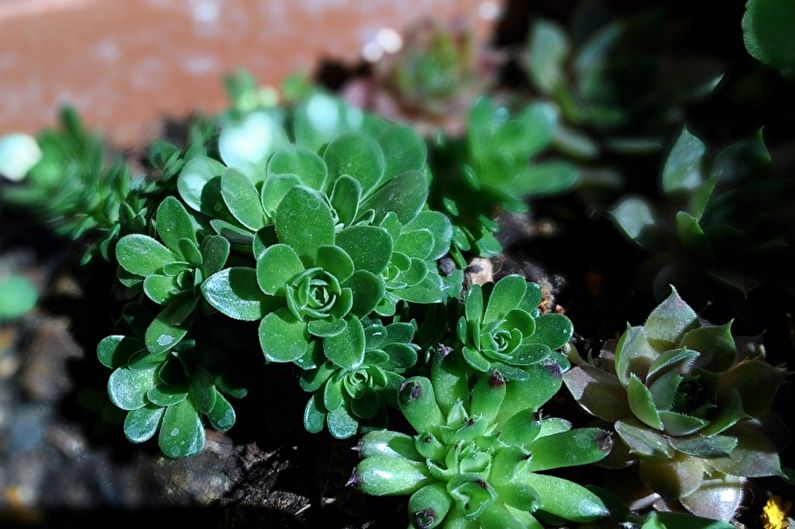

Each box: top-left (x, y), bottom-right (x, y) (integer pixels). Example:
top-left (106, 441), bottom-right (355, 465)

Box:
top-left (456, 274), bottom-right (573, 380)
top-left (523, 11), bottom-right (723, 160)
top-left (611, 127), bottom-right (794, 297)
top-left (0, 107), bottom-right (151, 263)
top-left (301, 319), bottom-right (419, 438)
top-left (431, 97), bottom-right (577, 266)
top-left (99, 331), bottom-right (244, 458)
top-left (353, 356), bottom-right (612, 528)
top-left (563, 288), bottom-right (787, 521)
top-left (743, 0), bottom-right (795, 74)
top-left (343, 18), bottom-right (501, 136)
top-left (115, 196), bottom-right (230, 355)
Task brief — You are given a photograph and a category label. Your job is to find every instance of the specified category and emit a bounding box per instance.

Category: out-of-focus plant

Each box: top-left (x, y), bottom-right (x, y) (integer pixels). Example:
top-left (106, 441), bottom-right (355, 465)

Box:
top-left (0, 274), bottom-right (37, 321)
top-left (431, 97), bottom-right (577, 266)
top-left (343, 18), bottom-right (501, 136)
top-left (610, 127), bottom-right (794, 297)
top-left (353, 359), bottom-right (611, 528)
top-left (563, 288), bottom-right (787, 521)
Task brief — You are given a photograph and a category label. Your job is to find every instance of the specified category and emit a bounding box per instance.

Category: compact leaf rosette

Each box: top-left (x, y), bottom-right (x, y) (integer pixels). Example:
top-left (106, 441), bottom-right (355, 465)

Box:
top-left (86, 91), bottom-right (465, 452)
top-left (563, 288), bottom-right (787, 521)
top-left (353, 355), bottom-right (612, 529)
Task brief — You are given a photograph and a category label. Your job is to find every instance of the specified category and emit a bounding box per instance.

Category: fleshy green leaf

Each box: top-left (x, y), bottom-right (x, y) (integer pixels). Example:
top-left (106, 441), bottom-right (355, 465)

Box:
top-left (256, 244), bottom-right (305, 295)
top-left (267, 145), bottom-right (327, 190)
top-left (177, 156), bottom-right (226, 212)
top-left (378, 125), bottom-right (427, 180)
top-left (662, 128), bottom-right (705, 196)
top-left (562, 365), bottom-right (631, 422)
top-left (528, 313), bottom-right (573, 350)
top-left (743, 0), bottom-right (795, 71)
top-left (108, 366), bottom-right (158, 411)
top-left (316, 245), bottom-right (354, 283)
top-left (519, 473), bottom-right (608, 522)
top-left (335, 226), bottom-right (393, 275)
top-left (144, 297), bottom-right (197, 354)
top-left (344, 270), bottom-right (385, 317)
top-left (327, 405), bottom-right (359, 439)
top-left (525, 428), bottom-right (612, 471)
top-left (324, 132), bottom-right (385, 193)
top-left (259, 308), bottom-right (309, 363)
top-left (124, 405), bottom-right (164, 443)
top-left (221, 168), bottom-right (265, 230)
top-left (156, 197), bottom-right (198, 254)
top-left (275, 185), bottom-right (335, 261)
top-left (324, 315), bottom-right (365, 369)
top-left (627, 374), bottom-right (663, 430)
top-left (207, 389), bottom-right (236, 432)
top-left (330, 175), bottom-right (361, 227)
top-left (483, 275), bottom-right (526, 323)
top-left (201, 235), bottom-right (231, 277)
top-left (158, 399), bottom-right (205, 458)
top-left (525, 20), bottom-right (569, 94)
top-left (202, 268), bottom-right (272, 321)
top-left (362, 170), bottom-right (428, 224)
top-left (116, 234), bottom-right (177, 276)
top-left (97, 335), bottom-right (146, 369)
top-left (644, 287), bottom-right (698, 349)
top-left (614, 420), bottom-right (673, 458)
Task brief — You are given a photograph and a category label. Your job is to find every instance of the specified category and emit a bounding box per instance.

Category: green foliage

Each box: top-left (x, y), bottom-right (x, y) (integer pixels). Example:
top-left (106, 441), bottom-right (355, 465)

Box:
top-left (432, 97), bottom-right (577, 266)
top-left (354, 362), bottom-right (611, 528)
top-left (610, 127), bottom-right (793, 296)
top-left (0, 274), bottom-right (38, 321)
top-left (563, 288), bottom-right (786, 520)
top-left (457, 275), bottom-right (573, 380)
top-left (743, 0), bottom-right (795, 73)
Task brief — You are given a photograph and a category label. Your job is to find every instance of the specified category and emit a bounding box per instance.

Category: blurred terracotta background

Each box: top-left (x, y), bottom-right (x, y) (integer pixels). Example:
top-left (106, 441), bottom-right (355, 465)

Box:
top-left (0, 0), bottom-right (502, 146)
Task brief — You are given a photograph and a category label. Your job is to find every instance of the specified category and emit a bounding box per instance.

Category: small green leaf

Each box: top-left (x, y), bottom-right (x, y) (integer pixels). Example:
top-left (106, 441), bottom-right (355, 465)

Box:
top-left (344, 270), bottom-right (385, 317)
top-left (526, 428), bottom-right (612, 471)
top-left (324, 315), bottom-right (365, 369)
top-left (303, 394), bottom-right (327, 433)
top-left (611, 197), bottom-right (656, 246)
top-left (143, 275), bottom-right (181, 305)
top-left (124, 405), bottom-right (164, 443)
top-left (256, 244), bottom-right (305, 295)
top-left (662, 128), bottom-right (705, 196)
top-left (116, 234), bottom-right (177, 276)
top-left (158, 399), bottom-right (205, 458)
top-left (275, 185), bottom-right (335, 261)
top-left (201, 235), bottom-right (231, 277)
top-left (202, 268), bottom-right (272, 321)
top-left (403, 211), bottom-right (453, 261)
top-left (221, 168), bottom-right (265, 230)
top-left (627, 374), bottom-right (663, 430)
top-left (659, 411), bottom-right (708, 436)
top-left (324, 132), bottom-right (385, 192)
top-left (525, 20), bottom-right (569, 94)
top-left (718, 359), bottom-right (786, 416)
top-left (307, 318), bottom-right (348, 337)
top-left (316, 245), bottom-right (354, 283)
top-left (177, 157), bottom-right (226, 212)
top-left (259, 308), bottom-right (309, 362)
top-left (709, 424), bottom-right (782, 478)
top-left (330, 175), bottom-right (361, 226)
top-left (670, 435), bottom-right (738, 458)
top-left (190, 368), bottom-right (217, 415)
top-left (645, 287), bottom-right (698, 349)
top-left (614, 420), bottom-right (674, 458)
top-left (327, 405), bottom-right (359, 439)
top-left (519, 473), bottom-right (608, 522)
top-left (378, 125), bottom-right (427, 180)
top-left (335, 226), bottom-right (393, 274)
top-left (511, 161), bottom-right (578, 196)
top-left (362, 170), bottom-right (428, 224)
top-left (97, 335), bottom-right (146, 369)
top-left (207, 389), bottom-right (236, 432)
top-left (147, 385), bottom-right (188, 406)
top-left (108, 366), bottom-right (158, 411)
top-left (156, 197), bottom-right (198, 254)
top-left (394, 229), bottom-right (434, 260)
top-left (355, 456), bottom-right (431, 496)
top-left (144, 297), bottom-right (197, 354)
top-left (268, 145), bottom-right (327, 190)
top-left (562, 365), bottom-right (630, 422)
top-left (528, 313), bottom-right (573, 350)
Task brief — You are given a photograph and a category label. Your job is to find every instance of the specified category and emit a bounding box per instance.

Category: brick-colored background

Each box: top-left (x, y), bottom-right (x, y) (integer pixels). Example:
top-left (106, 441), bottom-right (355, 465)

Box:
top-left (0, 0), bottom-right (501, 145)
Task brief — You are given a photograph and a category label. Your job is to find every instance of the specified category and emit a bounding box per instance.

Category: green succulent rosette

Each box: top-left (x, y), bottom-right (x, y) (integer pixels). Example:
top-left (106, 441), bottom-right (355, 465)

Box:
top-left (353, 355), bottom-right (611, 528)
top-left (563, 288), bottom-right (787, 521)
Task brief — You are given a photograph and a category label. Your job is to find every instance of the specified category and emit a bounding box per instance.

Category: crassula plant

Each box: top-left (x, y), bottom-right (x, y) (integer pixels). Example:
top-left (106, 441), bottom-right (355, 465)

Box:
top-left (353, 354), bottom-right (612, 529)
top-left (563, 288), bottom-right (787, 521)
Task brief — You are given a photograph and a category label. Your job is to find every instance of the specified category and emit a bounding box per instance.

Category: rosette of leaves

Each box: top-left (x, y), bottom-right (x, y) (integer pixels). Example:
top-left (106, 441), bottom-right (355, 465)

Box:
top-left (115, 196), bottom-right (230, 355)
top-left (343, 19), bottom-right (500, 136)
top-left (353, 356), bottom-right (611, 528)
top-left (300, 320), bottom-right (419, 438)
top-left (562, 288), bottom-right (787, 521)
top-left (431, 97), bottom-right (577, 266)
top-left (98, 331), bottom-right (244, 458)
top-left (456, 274), bottom-right (573, 380)
top-left (610, 127), bottom-right (793, 296)
top-left (0, 107), bottom-right (150, 263)
top-left (523, 10), bottom-right (723, 160)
